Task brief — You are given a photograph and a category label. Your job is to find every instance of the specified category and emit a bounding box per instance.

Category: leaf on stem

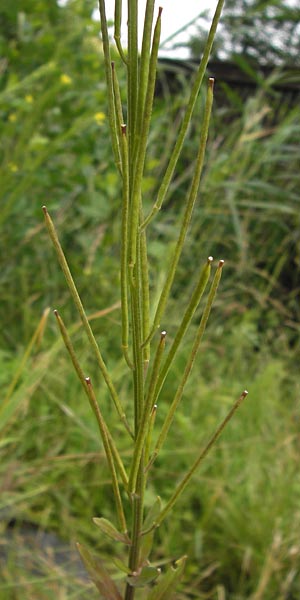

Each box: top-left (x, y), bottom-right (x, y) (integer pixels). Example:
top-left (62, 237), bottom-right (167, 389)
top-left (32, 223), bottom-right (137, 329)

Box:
top-left (93, 517), bottom-right (131, 545)
top-left (127, 565), bottom-right (161, 588)
top-left (76, 542), bottom-right (122, 600)
top-left (145, 555), bottom-right (187, 599)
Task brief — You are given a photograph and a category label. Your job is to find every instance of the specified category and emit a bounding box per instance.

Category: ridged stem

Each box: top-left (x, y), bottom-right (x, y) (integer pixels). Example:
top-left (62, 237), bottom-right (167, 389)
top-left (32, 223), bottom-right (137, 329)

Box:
top-left (135, 0), bottom-right (156, 140)
top-left (141, 0), bottom-right (225, 229)
top-left (127, 0), bottom-right (139, 159)
top-left (150, 260), bottom-right (225, 466)
top-left (140, 223), bottom-right (151, 372)
top-left (98, 0), bottom-right (122, 172)
top-left (143, 79), bottom-right (214, 346)
top-left (154, 257), bottom-right (213, 399)
top-left (128, 331), bottom-right (166, 494)
top-left (128, 7), bottom-right (162, 270)
top-left (114, 0), bottom-right (128, 64)
top-left (53, 310), bottom-right (129, 489)
top-left (120, 125), bottom-right (134, 369)
top-left (85, 377), bottom-right (128, 533)
top-left (42, 206), bottom-right (132, 438)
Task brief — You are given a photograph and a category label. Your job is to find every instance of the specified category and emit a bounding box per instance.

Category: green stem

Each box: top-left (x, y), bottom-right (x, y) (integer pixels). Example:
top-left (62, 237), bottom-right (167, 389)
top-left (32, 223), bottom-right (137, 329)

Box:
top-left (140, 223), bottom-right (151, 372)
top-left (114, 0), bottom-right (128, 64)
top-left (128, 7), bottom-right (162, 271)
top-left (120, 125), bottom-right (134, 369)
top-left (150, 260), bottom-right (224, 466)
top-left (156, 391), bottom-right (249, 525)
top-left (125, 462), bottom-right (145, 599)
top-left (143, 78), bottom-right (214, 346)
top-left (154, 256), bottom-right (212, 399)
top-left (43, 206), bottom-right (132, 438)
top-left (141, 0), bottom-right (225, 229)
top-left (112, 61), bottom-right (125, 133)
top-left (85, 377), bottom-right (128, 533)
top-left (131, 255), bottom-right (144, 434)
top-left (135, 0), bottom-right (155, 137)
top-left (127, 0), bottom-right (139, 158)
top-left (128, 331), bottom-right (166, 494)
top-left (98, 0), bottom-right (122, 172)
top-left (53, 310), bottom-right (129, 489)
top-left (144, 404), bottom-right (157, 466)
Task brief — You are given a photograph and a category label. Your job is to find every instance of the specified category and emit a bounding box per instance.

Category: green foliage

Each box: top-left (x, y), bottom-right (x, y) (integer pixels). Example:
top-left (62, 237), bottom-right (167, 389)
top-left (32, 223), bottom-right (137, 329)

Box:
top-left (0, 0), bottom-right (120, 348)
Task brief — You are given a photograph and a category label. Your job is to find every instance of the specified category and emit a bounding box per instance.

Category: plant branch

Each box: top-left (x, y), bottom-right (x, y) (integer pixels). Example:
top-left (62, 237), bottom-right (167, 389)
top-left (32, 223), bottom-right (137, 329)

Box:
top-left (43, 206), bottom-right (132, 438)
top-left (143, 78), bottom-right (214, 346)
top-left (156, 390), bottom-right (249, 525)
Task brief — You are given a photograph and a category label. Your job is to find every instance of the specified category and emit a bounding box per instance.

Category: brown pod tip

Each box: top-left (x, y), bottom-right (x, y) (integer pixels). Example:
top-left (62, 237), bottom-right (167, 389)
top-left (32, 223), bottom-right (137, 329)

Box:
top-left (218, 259), bottom-right (225, 268)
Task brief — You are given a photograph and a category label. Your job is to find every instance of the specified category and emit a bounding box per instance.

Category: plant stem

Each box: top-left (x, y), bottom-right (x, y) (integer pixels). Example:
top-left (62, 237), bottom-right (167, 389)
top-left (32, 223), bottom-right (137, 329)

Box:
top-left (150, 260), bottom-right (224, 466)
top-left (156, 390), bottom-right (249, 525)
top-left (86, 377), bottom-right (128, 533)
top-left (98, 0), bottom-right (122, 172)
top-left (114, 0), bottom-right (128, 64)
top-left (128, 331), bottom-right (166, 494)
top-left (53, 309), bottom-right (129, 489)
top-left (143, 78), bottom-right (214, 346)
top-left (128, 6), bottom-right (162, 272)
top-left (125, 463), bottom-right (145, 600)
top-left (141, 0), bottom-right (225, 229)
top-left (154, 256), bottom-right (213, 399)
top-left (43, 206), bottom-right (132, 437)
top-left (120, 124), bottom-right (134, 369)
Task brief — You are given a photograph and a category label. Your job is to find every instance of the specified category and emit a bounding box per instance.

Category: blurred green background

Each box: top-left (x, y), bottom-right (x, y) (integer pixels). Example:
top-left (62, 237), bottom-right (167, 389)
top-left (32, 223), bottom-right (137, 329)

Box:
top-left (0, 0), bottom-right (299, 598)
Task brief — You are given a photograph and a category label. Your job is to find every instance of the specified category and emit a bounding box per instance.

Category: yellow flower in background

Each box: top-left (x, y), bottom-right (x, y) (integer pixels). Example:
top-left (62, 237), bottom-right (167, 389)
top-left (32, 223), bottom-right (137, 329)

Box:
top-left (25, 95), bottom-right (33, 103)
top-left (60, 74), bottom-right (72, 85)
top-left (94, 112), bottom-right (105, 125)
top-left (8, 113), bottom-right (17, 122)
top-left (8, 162), bottom-right (18, 173)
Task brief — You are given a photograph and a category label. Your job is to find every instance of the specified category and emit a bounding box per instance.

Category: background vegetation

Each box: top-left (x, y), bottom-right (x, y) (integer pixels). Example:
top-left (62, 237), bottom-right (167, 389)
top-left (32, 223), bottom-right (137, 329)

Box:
top-left (0, 0), bottom-right (299, 598)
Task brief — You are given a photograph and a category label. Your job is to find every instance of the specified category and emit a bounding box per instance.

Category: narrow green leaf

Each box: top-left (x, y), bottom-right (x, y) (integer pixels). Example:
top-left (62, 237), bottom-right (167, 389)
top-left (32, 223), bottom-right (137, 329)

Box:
top-left (93, 517), bottom-right (131, 545)
top-left (127, 565), bottom-right (161, 588)
top-left (146, 556), bottom-right (187, 599)
top-left (142, 496), bottom-right (162, 532)
top-left (76, 542), bottom-right (122, 600)
top-left (112, 557), bottom-right (131, 575)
